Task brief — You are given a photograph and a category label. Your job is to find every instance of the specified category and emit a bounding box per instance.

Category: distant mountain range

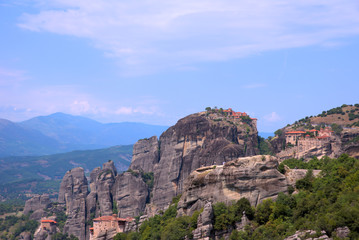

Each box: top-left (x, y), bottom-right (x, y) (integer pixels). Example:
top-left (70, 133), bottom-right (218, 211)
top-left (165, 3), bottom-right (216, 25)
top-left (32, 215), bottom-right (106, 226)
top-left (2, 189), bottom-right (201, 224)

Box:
top-left (0, 145), bottom-right (133, 200)
top-left (0, 112), bottom-right (168, 157)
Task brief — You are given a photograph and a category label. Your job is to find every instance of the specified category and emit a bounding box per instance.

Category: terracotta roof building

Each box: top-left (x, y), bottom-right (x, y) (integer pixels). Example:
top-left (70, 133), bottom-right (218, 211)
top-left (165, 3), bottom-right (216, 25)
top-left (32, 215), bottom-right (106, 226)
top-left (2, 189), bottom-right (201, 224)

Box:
top-left (89, 214), bottom-right (134, 240)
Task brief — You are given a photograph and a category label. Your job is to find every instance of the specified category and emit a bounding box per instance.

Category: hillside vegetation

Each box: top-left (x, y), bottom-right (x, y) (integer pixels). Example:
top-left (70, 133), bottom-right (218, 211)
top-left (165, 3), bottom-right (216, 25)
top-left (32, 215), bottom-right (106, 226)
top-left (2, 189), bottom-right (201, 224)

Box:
top-left (290, 104), bottom-right (359, 130)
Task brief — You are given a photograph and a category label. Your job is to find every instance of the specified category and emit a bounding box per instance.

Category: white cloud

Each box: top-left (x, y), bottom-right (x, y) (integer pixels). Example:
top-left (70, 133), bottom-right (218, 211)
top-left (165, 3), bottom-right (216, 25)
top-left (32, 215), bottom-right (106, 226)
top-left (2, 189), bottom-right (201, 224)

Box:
top-left (115, 107), bottom-right (133, 115)
top-left (264, 112), bottom-right (282, 122)
top-left (17, 0), bottom-right (359, 74)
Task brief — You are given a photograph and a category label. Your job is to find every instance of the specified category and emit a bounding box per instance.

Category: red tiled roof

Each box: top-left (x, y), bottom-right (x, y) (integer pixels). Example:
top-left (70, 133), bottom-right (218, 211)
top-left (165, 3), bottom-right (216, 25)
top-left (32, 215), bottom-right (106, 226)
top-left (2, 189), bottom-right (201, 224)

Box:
top-left (89, 227), bottom-right (94, 230)
top-left (93, 215), bottom-right (127, 222)
top-left (317, 136), bottom-right (330, 139)
top-left (309, 129), bottom-right (318, 132)
top-left (41, 219), bottom-right (57, 224)
top-left (285, 131), bottom-right (306, 134)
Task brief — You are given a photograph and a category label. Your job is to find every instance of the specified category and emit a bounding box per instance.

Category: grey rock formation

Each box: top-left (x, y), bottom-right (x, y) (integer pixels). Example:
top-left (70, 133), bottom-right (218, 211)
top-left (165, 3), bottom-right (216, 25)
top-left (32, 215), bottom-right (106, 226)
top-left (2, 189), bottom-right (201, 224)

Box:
top-left (178, 155), bottom-right (288, 216)
top-left (284, 166), bottom-right (321, 187)
top-left (192, 202), bottom-right (214, 240)
top-left (284, 230), bottom-right (331, 240)
top-left (334, 226), bottom-right (350, 239)
top-left (150, 112), bottom-right (259, 209)
top-left (340, 128), bottom-right (359, 158)
top-left (96, 168), bottom-right (116, 216)
top-left (236, 211), bottom-right (250, 231)
top-left (24, 194), bottom-right (51, 216)
top-left (58, 167), bottom-right (88, 240)
top-left (86, 161), bottom-right (117, 221)
top-left (19, 232), bottom-right (32, 240)
top-left (102, 160), bottom-right (117, 177)
top-left (113, 172), bottom-right (148, 218)
top-left (130, 136), bottom-right (159, 173)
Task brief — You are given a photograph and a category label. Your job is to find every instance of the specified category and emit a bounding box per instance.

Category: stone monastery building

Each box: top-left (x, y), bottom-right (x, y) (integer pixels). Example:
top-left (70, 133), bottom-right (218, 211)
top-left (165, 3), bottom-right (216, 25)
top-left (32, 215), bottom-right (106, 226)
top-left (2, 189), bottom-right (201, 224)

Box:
top-left (221, 108), bottom-right (258, 125)
top-left (89, 214), bottom-right (133, 240)
top-left (285, 127), bottom-right (333, 146)
top-left (40, 219), bottom-right (57, 232)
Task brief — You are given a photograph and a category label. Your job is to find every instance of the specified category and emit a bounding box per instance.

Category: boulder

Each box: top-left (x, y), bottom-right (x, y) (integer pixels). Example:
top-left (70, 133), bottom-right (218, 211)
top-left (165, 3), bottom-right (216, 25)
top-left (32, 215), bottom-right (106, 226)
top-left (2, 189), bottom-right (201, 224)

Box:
top-left (334, 226), bottom-right (350, 238)
top-left (284, 230), bottom-right (331, 240)
top-left (19, 232), bottom-right (32, 240)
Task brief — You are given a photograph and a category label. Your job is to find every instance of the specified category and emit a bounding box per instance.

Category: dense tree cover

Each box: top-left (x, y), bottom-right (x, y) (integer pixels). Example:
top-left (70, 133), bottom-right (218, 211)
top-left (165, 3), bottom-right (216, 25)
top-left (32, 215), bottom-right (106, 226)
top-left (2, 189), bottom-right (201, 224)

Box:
top-left (0, 200), bottom-right (24, 215)
top-left (0, 214), bottom-right (38, 240)
top-left (115, 154), bottom-right (359, 240)
top-left (257, 136), bottom-right (273, 155)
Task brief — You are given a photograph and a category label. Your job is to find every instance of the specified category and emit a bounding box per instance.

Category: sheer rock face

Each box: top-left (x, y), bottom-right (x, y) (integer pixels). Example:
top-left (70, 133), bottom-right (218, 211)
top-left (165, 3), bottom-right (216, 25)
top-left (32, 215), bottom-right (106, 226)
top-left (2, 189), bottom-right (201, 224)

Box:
top-left (177, 155), bottom-right (288, 216)
top-left (95, 164), bottom-right (116, 216)
top-left (130, 136), bottom-right (159, 173)
top-left (340, 128), bottom-right (359, 158)
top-left (86, 162), bottom-right (117, 219)
top-left (58, 167), bottom-right (88, 240)
top-left (24, 194), bottom-right (51, 217)
top-left (150, 113), bottom-right (259, 209)
top-left (113, 172), bottom-right (148, 218)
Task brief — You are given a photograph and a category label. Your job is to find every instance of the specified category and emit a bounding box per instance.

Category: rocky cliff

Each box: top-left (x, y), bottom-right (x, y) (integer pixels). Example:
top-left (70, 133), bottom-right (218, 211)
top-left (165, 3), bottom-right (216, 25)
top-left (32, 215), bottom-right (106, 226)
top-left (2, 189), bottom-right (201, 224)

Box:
top-left (131, 111), bottom-right (259, 210)
top-left (130, 136), bottom-right (159, 173)
top-left (113, 172), bottom-right (148, 218)
top-left (58, 167), bottom-right (88, 240)
top-left (177, 155), bottom-right (288, 216)
top-left (23, 194), bottom-right (51, 220)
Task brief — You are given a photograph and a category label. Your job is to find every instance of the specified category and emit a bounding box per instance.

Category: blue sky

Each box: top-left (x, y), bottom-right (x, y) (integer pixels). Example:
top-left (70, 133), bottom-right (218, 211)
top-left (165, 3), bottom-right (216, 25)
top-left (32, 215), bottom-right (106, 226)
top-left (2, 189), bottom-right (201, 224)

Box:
top-left (1, 0), bottom-right (359, 132)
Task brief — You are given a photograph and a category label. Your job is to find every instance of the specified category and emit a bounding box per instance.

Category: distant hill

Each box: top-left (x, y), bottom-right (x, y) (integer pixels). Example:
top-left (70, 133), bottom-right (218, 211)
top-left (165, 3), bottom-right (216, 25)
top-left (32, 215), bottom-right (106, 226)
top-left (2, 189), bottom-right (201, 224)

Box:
top-left (0, 113), bottom-right (168, 156)
top-left (310, 104), bottom-right (359, 127)
top-left (0, 119), bottom-right (62, 157)
top-left (0, 145), bottom-right (133, 200)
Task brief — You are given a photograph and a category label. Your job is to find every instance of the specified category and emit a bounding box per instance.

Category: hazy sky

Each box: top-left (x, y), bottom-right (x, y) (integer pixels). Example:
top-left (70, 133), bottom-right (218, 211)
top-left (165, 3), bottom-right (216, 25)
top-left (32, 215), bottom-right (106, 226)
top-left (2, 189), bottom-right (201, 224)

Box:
top-left (1, 1), bottom-right (359, 132)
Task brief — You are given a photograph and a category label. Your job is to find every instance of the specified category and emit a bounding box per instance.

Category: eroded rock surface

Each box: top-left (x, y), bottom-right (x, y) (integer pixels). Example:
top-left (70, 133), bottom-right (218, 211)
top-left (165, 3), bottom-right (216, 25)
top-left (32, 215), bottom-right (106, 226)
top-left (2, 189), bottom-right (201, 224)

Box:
top-left (113, 172), bottom-right (148, 218)
top-left (284, 166), bottom-right (321, 186)
top-left (284, 230), bottom-right (331, 240)
top-left (178, 155), bottom-right (288, 216)
top-left (130, 136), bottom-right (159, 173)
top-left (192, 202), bottom-right (214, 240)
top-left (58, 167), bottom-right (88, 240)
top-left (148, 112), bottom-right (259, 209)
top-left (24, 194), bottom-right (51, 215)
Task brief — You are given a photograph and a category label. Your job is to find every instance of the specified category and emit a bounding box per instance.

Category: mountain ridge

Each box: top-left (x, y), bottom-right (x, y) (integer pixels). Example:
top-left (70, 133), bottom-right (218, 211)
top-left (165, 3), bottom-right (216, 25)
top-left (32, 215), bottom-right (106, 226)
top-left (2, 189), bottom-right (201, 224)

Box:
top-left (0, 112), bottom-right (168, 156)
